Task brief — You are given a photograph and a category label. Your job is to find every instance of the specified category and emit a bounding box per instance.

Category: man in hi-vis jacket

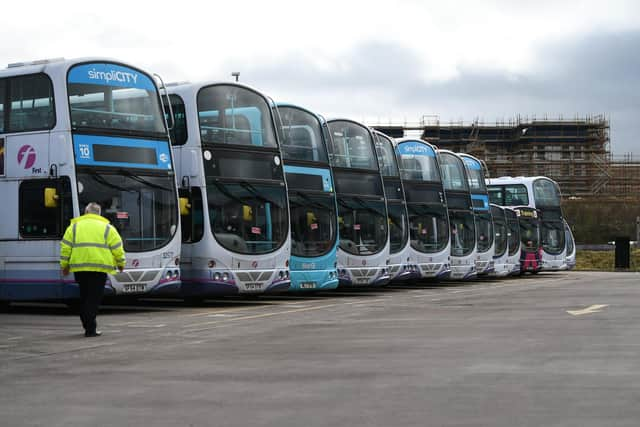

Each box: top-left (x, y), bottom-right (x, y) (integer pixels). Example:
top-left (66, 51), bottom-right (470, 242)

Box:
top-left (60, 202), bottom-right (126, 337)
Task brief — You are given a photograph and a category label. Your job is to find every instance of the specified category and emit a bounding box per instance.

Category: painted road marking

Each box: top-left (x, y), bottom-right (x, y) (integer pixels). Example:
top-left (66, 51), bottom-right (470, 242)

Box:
top-left (185, 303), bottom-right (340, 330)
top-left (567, 304), bottom-right (609, 316)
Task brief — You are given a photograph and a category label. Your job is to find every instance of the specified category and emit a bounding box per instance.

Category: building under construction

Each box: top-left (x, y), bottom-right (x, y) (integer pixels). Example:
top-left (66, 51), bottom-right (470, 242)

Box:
top-left (373, 114), bottom-right (640, 201)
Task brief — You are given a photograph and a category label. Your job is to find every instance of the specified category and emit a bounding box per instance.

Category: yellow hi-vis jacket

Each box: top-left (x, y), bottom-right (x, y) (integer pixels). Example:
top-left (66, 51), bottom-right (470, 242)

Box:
top-left (59, 213), bottom-right (126, 273)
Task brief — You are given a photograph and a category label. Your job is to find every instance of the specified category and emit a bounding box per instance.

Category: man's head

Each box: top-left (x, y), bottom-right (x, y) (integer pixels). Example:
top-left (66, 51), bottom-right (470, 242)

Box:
top-left (84, 202), bottom-right (102, 216)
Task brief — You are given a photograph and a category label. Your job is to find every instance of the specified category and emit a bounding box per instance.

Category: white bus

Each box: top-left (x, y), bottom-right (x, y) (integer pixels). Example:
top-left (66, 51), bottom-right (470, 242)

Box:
top-left (166, 82), bottom-right (291, 296)
top-left (487, 176), bottom-right (567, 271)
top-left (395, 139), bottom-right (451, 280)
top-left (373, 131), bottom-right (415, 282)
top-left (504, 207), bottom-right (522, 275)
top-left (490, 204), bottom-right (510, 277)
top-left (437, 150), bottom-right (477, 280)
top-left (0, 58), bottom-right (181, 303)
top-left (327, 119), bottom-right (391, 287)
top-left (460, 153), bottom-right (495, 275)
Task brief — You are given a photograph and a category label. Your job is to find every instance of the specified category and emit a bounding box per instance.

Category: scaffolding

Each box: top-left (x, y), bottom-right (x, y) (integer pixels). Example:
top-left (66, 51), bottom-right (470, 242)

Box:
top-left (371, 115), bottom-right (631, 199)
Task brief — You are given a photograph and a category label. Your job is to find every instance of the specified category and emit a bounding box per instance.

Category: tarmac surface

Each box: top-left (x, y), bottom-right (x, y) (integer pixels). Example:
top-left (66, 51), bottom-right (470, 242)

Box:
top-left (1, 271), bottom-right (639, 427)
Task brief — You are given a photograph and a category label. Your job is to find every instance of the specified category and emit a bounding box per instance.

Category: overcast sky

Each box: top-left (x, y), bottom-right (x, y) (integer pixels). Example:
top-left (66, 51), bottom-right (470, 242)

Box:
top-left (3, 0), bottom-right (638, 154)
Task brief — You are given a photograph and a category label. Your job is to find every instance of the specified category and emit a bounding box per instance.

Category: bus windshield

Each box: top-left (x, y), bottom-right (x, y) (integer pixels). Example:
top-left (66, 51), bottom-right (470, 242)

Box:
top-left (476, 212), bottom-right (494, 253)
top-left (397, 143), bottom-right (440, 183)
top-left (387, 201), bottom-right (409, 254)
top-left (289, 192), bottom-right (336, 258)
top-left (206, 180), bottom-right (288, 255)
top-left (533, 178), bottom-right (561, 207)
top-left (197, 85), bottom-right (277, 148)
top-left (506, 211), bottom-right (520, 256)
top-left (541, 219), bottom-right (565, 255)
top-left (327, 121), bottom-right (377, 170)
top-left (450, 210), bottom-right (476, 256)
top-left (465, 163), bottom-right (486, 192)
top-left (337, 197), bottom-right (387, 255)
top-left (76, 169), bottom-right (177, 252)
top-left (375, 134), bottom-right (400, 177)
top-left (68, 63), bottom-right (166, 136)
top-left (520, 218), bottom-right (540, 252)
top-left (408, 203), bottom-right (449, 253)
top-left (278, 106), bottom-right (328, 164)
top-left (439, 153), bottom-right (469, 192)
top-left (492, 209), bottom-right (507, 258)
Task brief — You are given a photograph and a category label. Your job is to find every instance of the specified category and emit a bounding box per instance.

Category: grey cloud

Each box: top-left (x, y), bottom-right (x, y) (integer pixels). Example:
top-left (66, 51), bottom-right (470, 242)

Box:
top-left (236, 32), bottom-right (638, 153)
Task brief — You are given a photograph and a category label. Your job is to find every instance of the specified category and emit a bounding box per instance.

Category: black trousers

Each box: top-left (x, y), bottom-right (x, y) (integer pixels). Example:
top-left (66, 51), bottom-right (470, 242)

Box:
top-left (75, 271), bottom-right (107, 333)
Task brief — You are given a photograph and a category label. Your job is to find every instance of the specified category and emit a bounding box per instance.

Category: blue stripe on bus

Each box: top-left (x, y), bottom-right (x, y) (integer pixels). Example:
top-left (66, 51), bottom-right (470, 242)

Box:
top-left (471, 194), bottom-right (489, 210)
top-left (396, 141), bottom-right (436, 157)
top-left (463, 157), bottom-right (482, 170)
top-left (283, 165), bottom-right (333, 192)
top-left (68, 63), bottom-right (156, 91)
top-left (73, 134), bottom-right (172, 170)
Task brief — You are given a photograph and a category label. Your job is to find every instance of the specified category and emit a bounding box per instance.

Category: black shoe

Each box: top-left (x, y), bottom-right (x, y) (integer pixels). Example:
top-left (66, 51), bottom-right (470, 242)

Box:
top-left (85, 330), bottom-right (102, 337)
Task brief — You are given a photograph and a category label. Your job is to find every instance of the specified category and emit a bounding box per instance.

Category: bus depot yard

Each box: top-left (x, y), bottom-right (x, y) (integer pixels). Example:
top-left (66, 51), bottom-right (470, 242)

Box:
top-left (2, 271), bottom-right (640, 427)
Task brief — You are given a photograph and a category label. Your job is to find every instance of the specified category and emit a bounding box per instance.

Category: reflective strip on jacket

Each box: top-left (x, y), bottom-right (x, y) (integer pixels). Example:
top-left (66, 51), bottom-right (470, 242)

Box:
top-left (60, 213), bottom-right (126, 273)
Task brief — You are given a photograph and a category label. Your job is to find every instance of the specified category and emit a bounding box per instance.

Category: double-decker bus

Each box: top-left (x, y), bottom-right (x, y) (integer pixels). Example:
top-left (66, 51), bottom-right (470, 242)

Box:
top-left (275, 103), bottom-right (338, 292)
top-left (460, 154), bottom-right (494, 275)
top-left (0, 58), bottom-right (181, 303)
top-left (504, 207), bottom-right (522, 275)
top-left (373, 131), bottom-right (415, 282)
top-left (395, 139), bottom-right (450, 280)
top-left (326, 119), bottom-right (390, 287)
top-left (513, 206), bottom-right (542, 274)
top-left (490, 204), bottom-right (510, 277)
top-left (437, 150), bottom-right (477, 280)
top-left (487, 176), bottom-right (566, 271)
top-left (166, 82), bottom-right (290, 296)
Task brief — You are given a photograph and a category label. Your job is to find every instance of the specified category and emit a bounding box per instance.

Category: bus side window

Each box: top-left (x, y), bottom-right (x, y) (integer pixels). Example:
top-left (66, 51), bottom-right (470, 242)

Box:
top-left (19, 177), bottom-right (72, 238)
top-left (7, 74), bottom-right (55, 133)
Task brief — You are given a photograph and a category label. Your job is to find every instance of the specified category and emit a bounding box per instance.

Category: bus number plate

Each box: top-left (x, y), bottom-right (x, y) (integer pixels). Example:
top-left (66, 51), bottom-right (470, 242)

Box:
top-left (123, 283), bottom-right (146, 293)
top-left (300, 282), bottom-right (316, 289)
top-left (245, 283), bottom-right (262, 291)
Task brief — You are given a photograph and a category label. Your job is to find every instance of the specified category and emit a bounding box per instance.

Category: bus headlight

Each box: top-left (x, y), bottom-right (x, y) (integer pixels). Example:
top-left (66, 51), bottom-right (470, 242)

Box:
top-left (214, 272), bottom-right (221, 281)
top-left (222, 273), bottom-right (229, 282)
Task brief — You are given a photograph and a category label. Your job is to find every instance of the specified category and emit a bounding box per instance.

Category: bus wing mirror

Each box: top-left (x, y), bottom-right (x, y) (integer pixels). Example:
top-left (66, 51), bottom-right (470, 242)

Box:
top-left (44, 187), bottom-right (59, 208)
top-left (179, 197), bottom-right (191, 216)
top-left (243, 205), bottom-right (253, 221)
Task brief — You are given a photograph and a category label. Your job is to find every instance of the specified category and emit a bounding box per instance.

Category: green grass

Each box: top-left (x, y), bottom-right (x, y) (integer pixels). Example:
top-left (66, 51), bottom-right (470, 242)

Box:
top-left (575, 249), bottom-right (640, 271)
